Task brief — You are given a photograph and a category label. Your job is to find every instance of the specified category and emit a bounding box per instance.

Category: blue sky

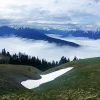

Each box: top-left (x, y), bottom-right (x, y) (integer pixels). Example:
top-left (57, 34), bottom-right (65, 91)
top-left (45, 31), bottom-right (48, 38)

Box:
top-left (0, 0), bottom-right (100, 29)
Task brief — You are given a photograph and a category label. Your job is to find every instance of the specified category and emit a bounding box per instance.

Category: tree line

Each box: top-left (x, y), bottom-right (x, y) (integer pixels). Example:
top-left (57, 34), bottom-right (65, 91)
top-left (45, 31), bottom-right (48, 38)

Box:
top-left (0, 49), bottom-right (78, 71)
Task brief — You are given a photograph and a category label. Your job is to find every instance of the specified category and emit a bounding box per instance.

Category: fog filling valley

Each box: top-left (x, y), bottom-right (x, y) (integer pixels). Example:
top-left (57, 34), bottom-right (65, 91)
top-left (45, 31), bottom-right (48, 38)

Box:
top-left (0, 36), bottom-right (100, 61)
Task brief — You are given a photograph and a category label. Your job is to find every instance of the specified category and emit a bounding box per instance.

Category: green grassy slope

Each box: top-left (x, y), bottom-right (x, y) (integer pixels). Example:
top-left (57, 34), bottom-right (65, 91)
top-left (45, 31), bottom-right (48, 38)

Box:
top-left (35, 57), bottom-right (100, 100)
top-left (0, 64), bottom-right (41, 94)
top-left (0, 57), bottom-right (100, 100)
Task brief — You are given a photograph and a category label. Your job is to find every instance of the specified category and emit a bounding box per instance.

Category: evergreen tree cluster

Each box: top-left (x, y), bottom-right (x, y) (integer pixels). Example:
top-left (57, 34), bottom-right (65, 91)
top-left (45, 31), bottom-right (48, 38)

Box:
top-left (0, 49), bottom-right (78, 71)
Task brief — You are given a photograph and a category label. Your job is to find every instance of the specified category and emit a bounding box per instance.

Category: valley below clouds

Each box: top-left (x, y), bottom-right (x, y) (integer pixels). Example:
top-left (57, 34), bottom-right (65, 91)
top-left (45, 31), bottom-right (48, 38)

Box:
top-left (0, 36), bottom-right (100, 61)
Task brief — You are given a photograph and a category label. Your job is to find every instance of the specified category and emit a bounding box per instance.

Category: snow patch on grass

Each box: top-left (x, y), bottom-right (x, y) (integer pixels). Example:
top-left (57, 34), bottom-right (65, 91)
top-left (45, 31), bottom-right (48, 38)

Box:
top-left (21, 67), bottom-right (73, 89)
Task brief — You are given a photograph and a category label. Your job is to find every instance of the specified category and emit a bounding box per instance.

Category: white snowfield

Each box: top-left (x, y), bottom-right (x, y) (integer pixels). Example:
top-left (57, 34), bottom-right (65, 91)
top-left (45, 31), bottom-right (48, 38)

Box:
top-left (21, 67), bottom-right (73, 89)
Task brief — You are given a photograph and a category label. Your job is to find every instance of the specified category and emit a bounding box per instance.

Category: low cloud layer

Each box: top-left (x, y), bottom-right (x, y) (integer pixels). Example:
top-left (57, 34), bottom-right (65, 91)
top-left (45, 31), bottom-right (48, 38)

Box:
top-left (0, 36), bottom-right (100, 61)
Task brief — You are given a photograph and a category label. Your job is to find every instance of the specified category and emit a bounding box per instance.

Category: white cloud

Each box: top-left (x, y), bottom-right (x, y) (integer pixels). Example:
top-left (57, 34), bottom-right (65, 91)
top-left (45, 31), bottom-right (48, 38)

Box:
top-left (0, 0), bottom-right (100, 27)
top-left (0, 36), bottom-right (100, 61)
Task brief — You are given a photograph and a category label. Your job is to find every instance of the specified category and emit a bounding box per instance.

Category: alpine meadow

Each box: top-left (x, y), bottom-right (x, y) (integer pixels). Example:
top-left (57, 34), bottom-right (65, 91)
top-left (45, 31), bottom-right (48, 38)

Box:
top-left (0, 0), bottom-right (100, 100)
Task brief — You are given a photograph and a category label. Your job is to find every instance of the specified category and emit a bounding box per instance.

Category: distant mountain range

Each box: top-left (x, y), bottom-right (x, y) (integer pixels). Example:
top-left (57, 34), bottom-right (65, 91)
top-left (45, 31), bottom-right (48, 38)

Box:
top-left (39, 28), bottom-right (100, 39)
top-left (0, 26), bottom-right (79, 47)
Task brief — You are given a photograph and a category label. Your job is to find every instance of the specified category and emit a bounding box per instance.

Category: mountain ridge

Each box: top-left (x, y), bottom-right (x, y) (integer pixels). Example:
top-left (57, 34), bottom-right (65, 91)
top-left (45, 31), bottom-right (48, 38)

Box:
top-left (0, 26), bottom-right (80, 47)
top-left (39, 28), bottom-right (100, 39)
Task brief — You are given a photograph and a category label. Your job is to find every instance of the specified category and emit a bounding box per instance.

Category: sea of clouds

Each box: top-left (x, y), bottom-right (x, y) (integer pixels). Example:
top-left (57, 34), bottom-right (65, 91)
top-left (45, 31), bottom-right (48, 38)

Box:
top-left (0, 36), bottom-right (100, 61)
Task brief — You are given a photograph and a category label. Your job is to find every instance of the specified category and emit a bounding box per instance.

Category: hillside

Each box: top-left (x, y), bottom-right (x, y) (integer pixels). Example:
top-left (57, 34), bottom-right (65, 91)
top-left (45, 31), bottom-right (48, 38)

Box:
top-left (0, 64), bottom-right (41, 94)
top-left (35, 57), bottom-right (100, 99)
top-left (0, 26), bottom-right (80, 47)
top-left (0, 57), bottom-right (100, 100)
